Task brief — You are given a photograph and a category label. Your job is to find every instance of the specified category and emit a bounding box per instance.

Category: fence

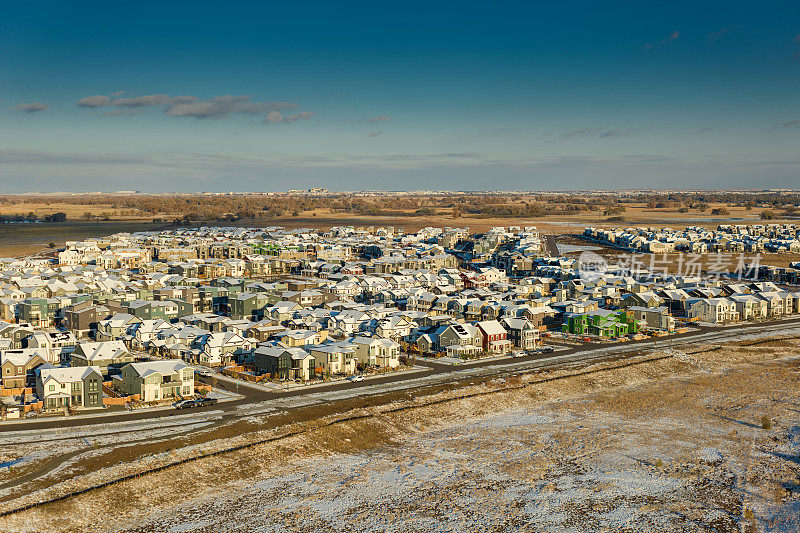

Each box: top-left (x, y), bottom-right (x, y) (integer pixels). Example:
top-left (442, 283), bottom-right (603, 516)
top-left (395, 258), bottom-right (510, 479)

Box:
top-left (102, 394), bottom-right (139, 406)
top-left (0, 387), bottom-right (33, 397)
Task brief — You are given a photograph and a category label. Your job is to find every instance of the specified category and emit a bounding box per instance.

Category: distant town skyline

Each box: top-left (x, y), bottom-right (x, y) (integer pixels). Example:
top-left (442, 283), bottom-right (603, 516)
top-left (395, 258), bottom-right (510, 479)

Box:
top-left (1, 1), bottom-right (799, 192)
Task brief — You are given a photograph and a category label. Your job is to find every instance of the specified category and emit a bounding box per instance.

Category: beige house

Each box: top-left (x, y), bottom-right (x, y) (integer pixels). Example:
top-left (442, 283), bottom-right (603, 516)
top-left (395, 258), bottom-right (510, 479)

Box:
top-left (115, 360), bottom-right (194, 402)
top-left (349, 337), bottom-right (401, 368)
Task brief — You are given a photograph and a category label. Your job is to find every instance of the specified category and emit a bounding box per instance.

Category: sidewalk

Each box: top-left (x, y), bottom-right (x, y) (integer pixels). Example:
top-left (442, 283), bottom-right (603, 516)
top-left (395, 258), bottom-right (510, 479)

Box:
top-left (424, 346), bottom-right (568, 367)
top-left (0, 386), bottom-right (239, 427)
top-left (202, 365), bottom-right (430, 394)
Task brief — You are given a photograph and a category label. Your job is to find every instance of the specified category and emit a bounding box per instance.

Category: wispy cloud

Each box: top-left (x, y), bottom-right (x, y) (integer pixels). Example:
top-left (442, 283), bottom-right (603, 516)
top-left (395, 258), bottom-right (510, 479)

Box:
top-left (562, 127), bottom-right (596, 139)
top-left (12, 102), bottom-right (49, 113)
top-left (780, 120), bottom-right (800, 128)
top-left (101, 109), bottom-right (146, 117)
top-left (77, 95), bottom-right (111, 108)
top-left (76, 93), bottom-right (306, 120)
top-left (112, 94), bottom-right (170, 107)
top-left (643, 30), bottom-right (680, 50)
top-left (561, 127), bottom-right (637, 140)
top-left (360, 115), bottom-right (391, 123)
top-left (699, 126), bottom-right (714, 133)
top-left (709, 25), bottom-right (738, 41)
top-left (264, 110), bottom-right (315, 124)
top-left (166, 95), bottom-right (298, 119)
top-left (368, 131), bottom-right (383, 137)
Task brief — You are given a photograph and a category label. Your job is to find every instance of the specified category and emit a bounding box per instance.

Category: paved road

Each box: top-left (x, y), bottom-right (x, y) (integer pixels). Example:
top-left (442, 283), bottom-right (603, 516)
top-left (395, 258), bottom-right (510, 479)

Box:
top-left (543, 234), bottom-right (560, 256)
top-left (7, 316), bottom-right (800, 433)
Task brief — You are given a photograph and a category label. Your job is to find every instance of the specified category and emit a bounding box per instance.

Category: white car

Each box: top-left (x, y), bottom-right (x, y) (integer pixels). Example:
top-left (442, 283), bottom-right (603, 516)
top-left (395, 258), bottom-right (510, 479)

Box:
top-left (349, 375), bottom-right (365, 382)
top-left (512, 351), bottom-right (526, 358)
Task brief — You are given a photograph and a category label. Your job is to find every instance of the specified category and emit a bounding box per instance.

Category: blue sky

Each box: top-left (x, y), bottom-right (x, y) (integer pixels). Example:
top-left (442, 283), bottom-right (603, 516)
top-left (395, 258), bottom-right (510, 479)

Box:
top-left (1, 1), bottom-right (799, 192)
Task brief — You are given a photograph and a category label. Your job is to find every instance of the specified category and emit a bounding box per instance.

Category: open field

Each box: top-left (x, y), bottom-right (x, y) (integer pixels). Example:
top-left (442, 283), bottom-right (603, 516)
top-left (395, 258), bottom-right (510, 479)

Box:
top-left (0, 330), bottom-right (798, 531)
top-left (0, 192), bottom-right (797, 257)
top-left (0, 202), bottom-right (150, 221)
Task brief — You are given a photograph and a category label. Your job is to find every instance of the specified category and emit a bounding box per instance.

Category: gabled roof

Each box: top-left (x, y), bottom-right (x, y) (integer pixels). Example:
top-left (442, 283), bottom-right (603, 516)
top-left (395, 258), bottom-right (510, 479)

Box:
top-left (126, 360), bottom-right (189, 378)
top-left (477, 320), bottom-right (507, 336)
top-left (40, 365), bottom-right (101, 383)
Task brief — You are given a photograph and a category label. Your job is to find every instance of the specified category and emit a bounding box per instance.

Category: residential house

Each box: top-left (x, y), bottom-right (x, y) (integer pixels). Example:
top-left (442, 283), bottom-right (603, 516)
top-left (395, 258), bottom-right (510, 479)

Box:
top-left (306, 343), bottom-right (357, 375)
top-left (627, 306), bottom-right (675, 331)
top-left (71, 340), bottom-right (134, 376)
top-left (1, 350), bottom-right (49, 389)
top-left (115, 360), bottom-right (194, 402)
top-left (500, 317), bottom-right (539, 350)
top-left (686, 298), bottom-right (739, 323)
top-left (36, 366), bottom-right (103, 410)
top-left (349, 336), bottom-right (401, 368)
top-left (195, 331), bottom-right (254, 366)
top-left (253, 346), bottom-right (316, 381)
top-left (476, 320), bottom-right (512, 354)
top-left (63, 301), bottom-right (110, 338)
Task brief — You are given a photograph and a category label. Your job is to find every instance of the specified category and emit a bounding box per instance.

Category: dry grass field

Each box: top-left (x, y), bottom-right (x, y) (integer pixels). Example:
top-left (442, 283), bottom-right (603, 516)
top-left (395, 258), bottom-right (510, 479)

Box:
top-left (0, 202), bottom-right (150, 221)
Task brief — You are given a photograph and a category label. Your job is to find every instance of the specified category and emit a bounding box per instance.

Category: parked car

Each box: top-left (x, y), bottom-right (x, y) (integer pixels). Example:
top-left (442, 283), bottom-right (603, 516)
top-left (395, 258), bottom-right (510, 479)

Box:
top-left (348, 374), bottom-right (365, 382)
top-left (175, 399), bottom-right (197, 409)
top-left (512, 350), bottom-right (526, 358)
top-left (540, 346), bottom-right (554, 354)
top-left (195, 397), bottom-right (218, 407)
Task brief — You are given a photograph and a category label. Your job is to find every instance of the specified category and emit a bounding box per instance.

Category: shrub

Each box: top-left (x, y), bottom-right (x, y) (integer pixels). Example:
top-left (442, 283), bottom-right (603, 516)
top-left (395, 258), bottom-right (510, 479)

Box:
top-left (604, 205), bottom-right (626, 216)
top-left (760, 210), bottom-right (775, 220)
top-left (761, 415), bottom-right (772, 430)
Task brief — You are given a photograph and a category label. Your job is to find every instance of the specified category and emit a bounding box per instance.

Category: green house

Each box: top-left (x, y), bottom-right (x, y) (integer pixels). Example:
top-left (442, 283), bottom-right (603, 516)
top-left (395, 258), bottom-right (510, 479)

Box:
top-left (562, 311), bottom-right (638, 338)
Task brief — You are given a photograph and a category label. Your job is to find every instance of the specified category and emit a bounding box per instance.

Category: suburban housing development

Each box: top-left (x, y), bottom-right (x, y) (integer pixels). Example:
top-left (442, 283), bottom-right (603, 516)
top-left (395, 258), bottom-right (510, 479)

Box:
top-left (583, 224), bottom-right (800, 254)
top-left (0, 222), bottom-right (798, 419)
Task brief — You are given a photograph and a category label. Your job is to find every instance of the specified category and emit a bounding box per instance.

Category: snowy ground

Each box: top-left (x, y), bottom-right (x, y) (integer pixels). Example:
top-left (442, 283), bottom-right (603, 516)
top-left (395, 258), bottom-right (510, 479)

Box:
top-left (111, 341), bottom-right (798, 532)
top-left (1, 329), bottom-right (798, 532)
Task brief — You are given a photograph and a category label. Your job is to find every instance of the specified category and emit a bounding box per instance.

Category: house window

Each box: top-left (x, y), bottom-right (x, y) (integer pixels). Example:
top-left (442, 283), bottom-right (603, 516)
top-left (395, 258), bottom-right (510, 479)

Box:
top-left (49, 384), bottom-right (55, 391)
